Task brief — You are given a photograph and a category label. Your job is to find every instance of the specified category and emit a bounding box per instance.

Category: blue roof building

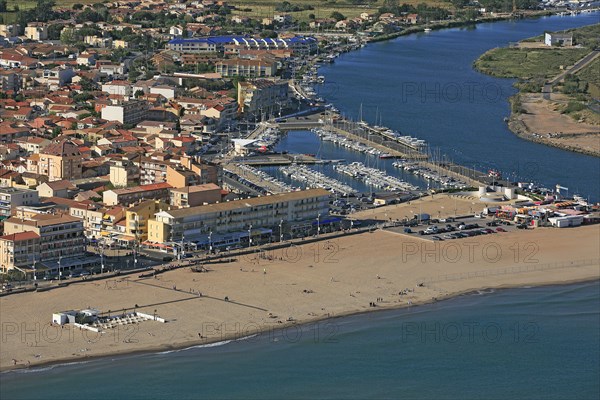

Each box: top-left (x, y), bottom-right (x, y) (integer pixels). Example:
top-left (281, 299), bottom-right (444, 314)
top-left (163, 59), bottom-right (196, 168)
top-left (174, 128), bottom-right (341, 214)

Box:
top-left (167, 35), bottom-right (317, 55)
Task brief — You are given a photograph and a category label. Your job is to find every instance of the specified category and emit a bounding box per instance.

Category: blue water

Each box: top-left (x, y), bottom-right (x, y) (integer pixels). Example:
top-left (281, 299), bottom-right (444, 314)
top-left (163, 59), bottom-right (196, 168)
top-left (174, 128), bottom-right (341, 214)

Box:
top-left (2, 281), bottom-right (598, 399)
top-left (317, 13), bottom-right (600, 200)
top-left (266, 130), bottom-right (434, 194)
top-left (3, 15), bottom-right (600, 399)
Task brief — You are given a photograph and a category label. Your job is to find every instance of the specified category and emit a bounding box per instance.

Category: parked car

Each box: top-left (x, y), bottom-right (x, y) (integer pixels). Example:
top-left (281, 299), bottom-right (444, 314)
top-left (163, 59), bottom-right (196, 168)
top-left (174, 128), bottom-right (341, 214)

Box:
top-left (431, 236), bottom-right (443, 241)
top-left (516, 224), bottom-right (528, 229)
top-left (424, 226), bottom-right (439, 234)
top-left (496, 227), bottom-right (507, 232)
top-left (484, 228), bottom-right (495, 234)
top-left (403, 228), bottom-right (413, 234)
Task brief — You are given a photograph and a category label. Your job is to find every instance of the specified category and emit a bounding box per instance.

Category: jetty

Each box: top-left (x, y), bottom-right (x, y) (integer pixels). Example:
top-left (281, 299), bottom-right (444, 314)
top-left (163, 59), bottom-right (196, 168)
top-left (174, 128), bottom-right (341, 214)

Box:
top-left (334, 162), bottom-right (418, 192)
top-left (224, 164), bottom-right (294, 194)
top-left (280, 164), bottom-right (356, 196)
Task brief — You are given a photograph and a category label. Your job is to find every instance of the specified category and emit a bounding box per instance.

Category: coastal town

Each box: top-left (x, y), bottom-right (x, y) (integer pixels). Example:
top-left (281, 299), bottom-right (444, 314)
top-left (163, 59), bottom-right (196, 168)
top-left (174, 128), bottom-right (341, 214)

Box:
top-left (0, 0), bottom-right (599, 375)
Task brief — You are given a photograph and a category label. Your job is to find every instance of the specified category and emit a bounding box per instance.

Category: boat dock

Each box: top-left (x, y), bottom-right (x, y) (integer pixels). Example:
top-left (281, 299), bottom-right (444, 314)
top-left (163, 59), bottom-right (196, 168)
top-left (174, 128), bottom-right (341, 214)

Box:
top-left (323, 115), bottom-right (486, 187)
top-left (334, 162), bottom-right (418, 192)
top-left (280, 164), bottom-right (356, 196)
top-left (236, 153), bottom-right (344, 166)
top-left (324, 120), bottom-right (427, 160)
top-left (225, 163), bottom-right (294, 194)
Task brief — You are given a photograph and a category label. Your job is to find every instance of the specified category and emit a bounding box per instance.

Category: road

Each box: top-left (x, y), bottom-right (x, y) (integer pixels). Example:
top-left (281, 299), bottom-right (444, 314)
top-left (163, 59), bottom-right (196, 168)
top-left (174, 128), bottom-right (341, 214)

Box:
top-left (542, 49), bottom-right (600, 100)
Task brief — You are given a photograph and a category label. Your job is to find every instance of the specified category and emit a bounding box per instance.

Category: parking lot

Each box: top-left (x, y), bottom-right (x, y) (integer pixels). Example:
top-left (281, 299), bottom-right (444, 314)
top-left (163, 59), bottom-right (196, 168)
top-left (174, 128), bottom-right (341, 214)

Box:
top-left (386, 215), bottom-right (526, 241)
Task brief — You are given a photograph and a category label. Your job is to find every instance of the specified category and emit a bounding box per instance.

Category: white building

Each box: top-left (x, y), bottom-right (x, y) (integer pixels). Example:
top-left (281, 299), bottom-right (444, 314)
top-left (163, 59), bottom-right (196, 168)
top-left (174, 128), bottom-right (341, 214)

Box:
top-left (150, 85), bottom-right (176, 100)
top-left (544, 32), bottom-right (573, 47)
top-left (101, 101), bottom-right (149, 125)
top-left (102, 81), bottom-right (132, 97)
top-left (24, 24), bottom-right (48, 41)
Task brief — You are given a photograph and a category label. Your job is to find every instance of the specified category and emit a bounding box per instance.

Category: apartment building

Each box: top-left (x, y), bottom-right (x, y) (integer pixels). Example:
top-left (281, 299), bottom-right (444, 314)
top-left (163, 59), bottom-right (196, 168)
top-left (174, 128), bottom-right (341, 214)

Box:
top-left (102, 81), bottom-right (132, 97)
top-left (103, 182), bottom-right (173, 206)
top-left (167, 36), bottom-right (317, 55)
top-left (3, 214), bottom-right (88, 272)
top-left (0, 231), bottom-right (40, 273)
top-left (37, 139), bottom-right (82, 181)
top-left (139, 157), bottom-right (171, 185)
top-left (147, 188), bottom-right (330, 248)
top-left (125, 200), bottom-right (169, 242)
top-left (238, 79), bottom-right (289, 115)
top-left (70, 203), bottom-right (104, 239)
top-left (215, 58), bottom-right (277, 78)
top-left (101, 101), bottom-right (149, 125)
top-left (169, 183), bottom-right (222, 208)
top-left (0, 187), bottom-right (39, 220)
top-left (0, 71), bottom-right (22, 94)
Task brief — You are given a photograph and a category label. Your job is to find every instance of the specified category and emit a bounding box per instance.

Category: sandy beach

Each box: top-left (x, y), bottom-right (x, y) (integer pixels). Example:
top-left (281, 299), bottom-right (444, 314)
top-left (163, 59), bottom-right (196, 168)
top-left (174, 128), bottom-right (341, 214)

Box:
top-left (1, 196), bottom-right (599, 372)
top-left (510, 93), bottom-right (600, 157)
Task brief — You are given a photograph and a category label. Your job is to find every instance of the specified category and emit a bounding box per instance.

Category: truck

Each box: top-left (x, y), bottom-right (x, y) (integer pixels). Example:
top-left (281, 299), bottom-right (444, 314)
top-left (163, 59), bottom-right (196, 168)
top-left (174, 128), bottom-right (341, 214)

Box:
top-left (483, 206), bottom-right (500, 216)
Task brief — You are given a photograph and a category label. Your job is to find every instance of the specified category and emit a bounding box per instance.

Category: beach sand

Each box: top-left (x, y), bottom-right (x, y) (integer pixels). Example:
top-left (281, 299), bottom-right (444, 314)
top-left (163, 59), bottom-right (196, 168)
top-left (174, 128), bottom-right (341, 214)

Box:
top-left (1, 198), bottom-right (599, 371)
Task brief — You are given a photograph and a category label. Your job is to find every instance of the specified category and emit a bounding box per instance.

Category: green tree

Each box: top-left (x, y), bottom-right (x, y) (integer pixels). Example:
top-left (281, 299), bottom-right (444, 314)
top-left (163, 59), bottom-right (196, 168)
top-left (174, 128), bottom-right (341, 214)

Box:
top-left (47, 24), bottom-right (63, 40)
top-left (330, 11), bottom-right (346, 21)
top-left (0, 0), bottom-right (7, 13)
top-left (34, 0), bottom-right (56, 22)
top-left (260, 30), bottom-right (277, 38)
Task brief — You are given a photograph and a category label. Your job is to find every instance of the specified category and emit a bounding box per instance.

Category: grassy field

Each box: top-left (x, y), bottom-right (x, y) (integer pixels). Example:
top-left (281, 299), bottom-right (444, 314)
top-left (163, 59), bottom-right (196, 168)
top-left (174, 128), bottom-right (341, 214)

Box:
top-left (1, 1), bottom-right (452, 24)
top-left (474, 23), bottom-right (600, 80)
top-left (574, 57), bottom-right (600, 100)
top-left (476, 23), bottom-right (600, 138)
top-left (474, 47), bottom-right (590, 80)
top-left (230, 0), bottom-right (451, 22)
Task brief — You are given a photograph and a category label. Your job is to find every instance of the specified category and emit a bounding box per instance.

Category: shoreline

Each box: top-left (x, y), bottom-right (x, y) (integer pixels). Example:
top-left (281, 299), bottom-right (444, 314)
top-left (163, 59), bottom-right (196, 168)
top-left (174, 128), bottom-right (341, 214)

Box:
top-left (2, 275), bottom-right (598, 375)
top-left (2, 13), bottom-right (600, 377)
top-left (472, 21), bottom-right (600, 158)
top-left (507, 114), bottom-right (600, 157)
top-left (365, 12), bottom-right (555, 44)
top-left (1, 197), bottom-right (599, 373)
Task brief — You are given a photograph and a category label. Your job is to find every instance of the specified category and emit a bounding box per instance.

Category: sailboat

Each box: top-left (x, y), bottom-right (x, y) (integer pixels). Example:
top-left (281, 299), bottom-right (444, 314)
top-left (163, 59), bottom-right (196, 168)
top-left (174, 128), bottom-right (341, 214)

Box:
top-left (358, 103), bottom-right (368, 127)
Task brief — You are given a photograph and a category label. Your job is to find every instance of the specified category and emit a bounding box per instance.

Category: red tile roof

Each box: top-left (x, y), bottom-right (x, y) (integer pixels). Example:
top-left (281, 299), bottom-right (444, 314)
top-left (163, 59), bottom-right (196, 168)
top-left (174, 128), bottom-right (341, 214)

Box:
top-left (0, 231), bottom-right (40, 242)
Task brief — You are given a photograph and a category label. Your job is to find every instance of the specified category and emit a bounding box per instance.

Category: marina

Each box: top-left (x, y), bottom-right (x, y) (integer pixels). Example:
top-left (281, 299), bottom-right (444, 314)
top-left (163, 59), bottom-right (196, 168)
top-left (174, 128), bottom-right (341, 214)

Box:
top-left (333, 162), bottom-right (418, 192)
top-left (224, 164), bottom-right (295, 195)
top-left (279, 164), bottom-right (356, 196)
top-left (393, 160), bottom-right (469, 189)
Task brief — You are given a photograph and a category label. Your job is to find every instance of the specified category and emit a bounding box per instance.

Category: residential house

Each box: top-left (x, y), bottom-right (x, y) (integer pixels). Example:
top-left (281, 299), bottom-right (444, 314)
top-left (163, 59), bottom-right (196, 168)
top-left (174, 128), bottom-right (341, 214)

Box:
top-left (36, 179), bottom-right (73, 199)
